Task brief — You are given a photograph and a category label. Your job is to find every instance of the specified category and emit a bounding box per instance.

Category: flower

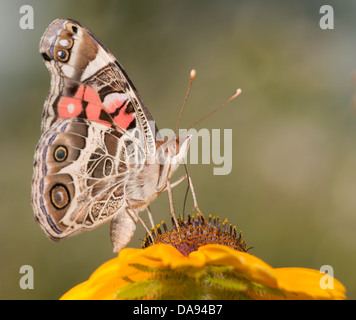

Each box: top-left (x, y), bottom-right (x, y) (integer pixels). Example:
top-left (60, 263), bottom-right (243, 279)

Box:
top-left (60, 215), bottom-right (346, 300)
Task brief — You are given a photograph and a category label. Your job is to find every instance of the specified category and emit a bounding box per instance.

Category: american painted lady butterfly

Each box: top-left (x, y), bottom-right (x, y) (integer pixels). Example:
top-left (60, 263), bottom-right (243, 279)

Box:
top-left (31, 19), bottom-right (192, 252)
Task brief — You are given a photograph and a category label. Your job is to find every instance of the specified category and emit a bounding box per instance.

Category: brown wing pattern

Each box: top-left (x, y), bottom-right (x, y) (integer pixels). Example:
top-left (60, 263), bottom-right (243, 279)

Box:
top-left (32, 19), bottom-right (156, 241)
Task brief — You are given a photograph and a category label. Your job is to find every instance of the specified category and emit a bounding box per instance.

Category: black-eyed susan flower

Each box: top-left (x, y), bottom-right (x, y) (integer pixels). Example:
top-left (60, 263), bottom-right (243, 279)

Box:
top-left (60, 214), bottom-right (346, 300)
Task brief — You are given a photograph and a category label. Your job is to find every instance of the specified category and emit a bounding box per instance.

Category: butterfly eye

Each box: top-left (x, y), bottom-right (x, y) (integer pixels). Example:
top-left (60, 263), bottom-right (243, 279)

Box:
top-left (50, 184), bottom-right (70, 209)
top-left (54, 146), bottom-right (67, 162)
top-left (56, 49), bottom-right (69, 62)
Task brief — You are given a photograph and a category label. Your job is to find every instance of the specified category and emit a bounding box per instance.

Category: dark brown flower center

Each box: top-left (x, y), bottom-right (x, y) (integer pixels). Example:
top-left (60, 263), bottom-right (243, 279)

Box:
top-left (142, 214), bottom-right (250, 256)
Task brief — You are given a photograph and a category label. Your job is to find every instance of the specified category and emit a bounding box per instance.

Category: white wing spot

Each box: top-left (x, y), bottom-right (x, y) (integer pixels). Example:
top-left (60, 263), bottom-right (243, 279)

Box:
top-left (67, 103), bottom-right (75, 114)
top-left (59, 39), bottom-right (70, 47)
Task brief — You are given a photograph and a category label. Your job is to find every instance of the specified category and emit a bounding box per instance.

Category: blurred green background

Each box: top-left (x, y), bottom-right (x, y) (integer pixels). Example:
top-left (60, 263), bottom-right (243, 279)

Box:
top-left (1, 0), bottom-right (355, 299)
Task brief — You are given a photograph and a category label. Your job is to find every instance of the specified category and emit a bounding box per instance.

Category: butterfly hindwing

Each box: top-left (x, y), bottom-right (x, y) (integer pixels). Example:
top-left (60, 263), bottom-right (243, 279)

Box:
top-left (32, 118), bottom-right (130, 240)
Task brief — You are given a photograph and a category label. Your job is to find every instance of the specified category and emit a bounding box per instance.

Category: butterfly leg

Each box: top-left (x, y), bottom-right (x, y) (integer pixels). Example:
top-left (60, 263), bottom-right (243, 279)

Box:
top-left (132, 208), bottom-right (156, 245)
top-left (166, 180), bottom-right (181, 233)
top-left (169, 175), bottom-right (187, 189)
top-left (187, 175), bottom-right (202, 214)
top-left (163, 174), bottom-right (201, 214)
top-left (161, 174), bottom-right (187, 192)
top-left (126, 201), bottom-right (156, 245)
top-left (146, 205), bottom-right (155, 229)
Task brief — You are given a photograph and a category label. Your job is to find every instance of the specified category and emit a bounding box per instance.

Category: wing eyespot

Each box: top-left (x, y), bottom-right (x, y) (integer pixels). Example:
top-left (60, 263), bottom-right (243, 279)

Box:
top-left (53, 146), bottom-right (68, 162)
top-left (50, 184), bottom-right (70, 210)
top-left (56, 49), bottom-right (69, 62)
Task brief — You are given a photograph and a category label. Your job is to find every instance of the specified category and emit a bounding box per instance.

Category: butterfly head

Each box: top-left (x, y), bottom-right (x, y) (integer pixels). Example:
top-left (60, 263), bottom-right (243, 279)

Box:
top-left (156, 134), bottom-right (192, 172)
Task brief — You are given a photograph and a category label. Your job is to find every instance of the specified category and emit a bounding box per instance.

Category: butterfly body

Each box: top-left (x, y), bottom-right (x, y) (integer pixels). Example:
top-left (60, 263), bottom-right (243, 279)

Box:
top-left (32, 19), bottom-right (190, 252)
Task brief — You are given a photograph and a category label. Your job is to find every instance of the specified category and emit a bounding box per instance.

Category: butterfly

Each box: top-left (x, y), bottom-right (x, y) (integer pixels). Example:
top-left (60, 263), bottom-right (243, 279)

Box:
top-left (31, 19), bottom-right (192, 252)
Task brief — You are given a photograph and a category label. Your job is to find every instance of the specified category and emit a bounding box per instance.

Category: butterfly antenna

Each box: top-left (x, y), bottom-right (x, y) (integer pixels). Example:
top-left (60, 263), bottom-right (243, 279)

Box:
top-left (175, 69), bottom-right (197, 133)
top-left (186, 88), bottom-right (242, 130)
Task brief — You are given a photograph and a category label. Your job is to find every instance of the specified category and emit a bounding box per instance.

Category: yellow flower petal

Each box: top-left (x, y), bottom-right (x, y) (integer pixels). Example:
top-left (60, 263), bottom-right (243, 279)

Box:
top-left (193, 244), bottom-right (278, 287)
top-left (60, 244), bottom-right (346, 300)
top-left (274, 267), bottom-right (346, 300)
top-left (60, 252), bottom-right (150, 300)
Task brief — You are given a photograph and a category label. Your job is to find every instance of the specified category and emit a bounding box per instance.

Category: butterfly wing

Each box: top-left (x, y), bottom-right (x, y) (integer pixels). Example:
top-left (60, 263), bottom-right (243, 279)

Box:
top-left (32, 19), bottom-right (154, 242)
top-left (39, 18), bottom-right (157, 154)
top-left (32, 118), bottom-right (132, 240)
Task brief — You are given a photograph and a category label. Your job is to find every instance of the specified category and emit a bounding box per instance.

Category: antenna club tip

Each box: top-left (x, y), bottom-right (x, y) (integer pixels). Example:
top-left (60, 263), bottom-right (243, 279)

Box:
top-left (231, 88), bottom-right (242, 99)
top-left (190, 69), bottom-right (197, 79)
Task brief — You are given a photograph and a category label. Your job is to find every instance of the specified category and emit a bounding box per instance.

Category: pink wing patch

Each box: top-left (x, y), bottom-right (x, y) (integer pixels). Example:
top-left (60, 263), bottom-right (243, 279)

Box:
top-left (103, 93), bottom-right (135, 130)
top-left (103, 93), bottom-right (127, 113)
top-left (57, 85), bottom-right (135, 129)
top-left (113, 105), bottom-right (135, 130)
top-left (84, 84), bottom-right (102, 123)
top-left (57, 85), bottom-right (85, 118)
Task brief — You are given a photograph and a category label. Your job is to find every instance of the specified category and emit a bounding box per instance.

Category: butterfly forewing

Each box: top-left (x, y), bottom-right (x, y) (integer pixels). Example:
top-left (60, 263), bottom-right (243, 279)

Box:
top-left (39, 18), bottom-right (157, 152)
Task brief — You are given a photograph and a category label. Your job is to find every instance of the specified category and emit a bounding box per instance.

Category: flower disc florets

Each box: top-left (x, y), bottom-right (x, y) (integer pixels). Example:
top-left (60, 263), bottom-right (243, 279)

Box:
top-left (142, 214), bottom-right (250, 256)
